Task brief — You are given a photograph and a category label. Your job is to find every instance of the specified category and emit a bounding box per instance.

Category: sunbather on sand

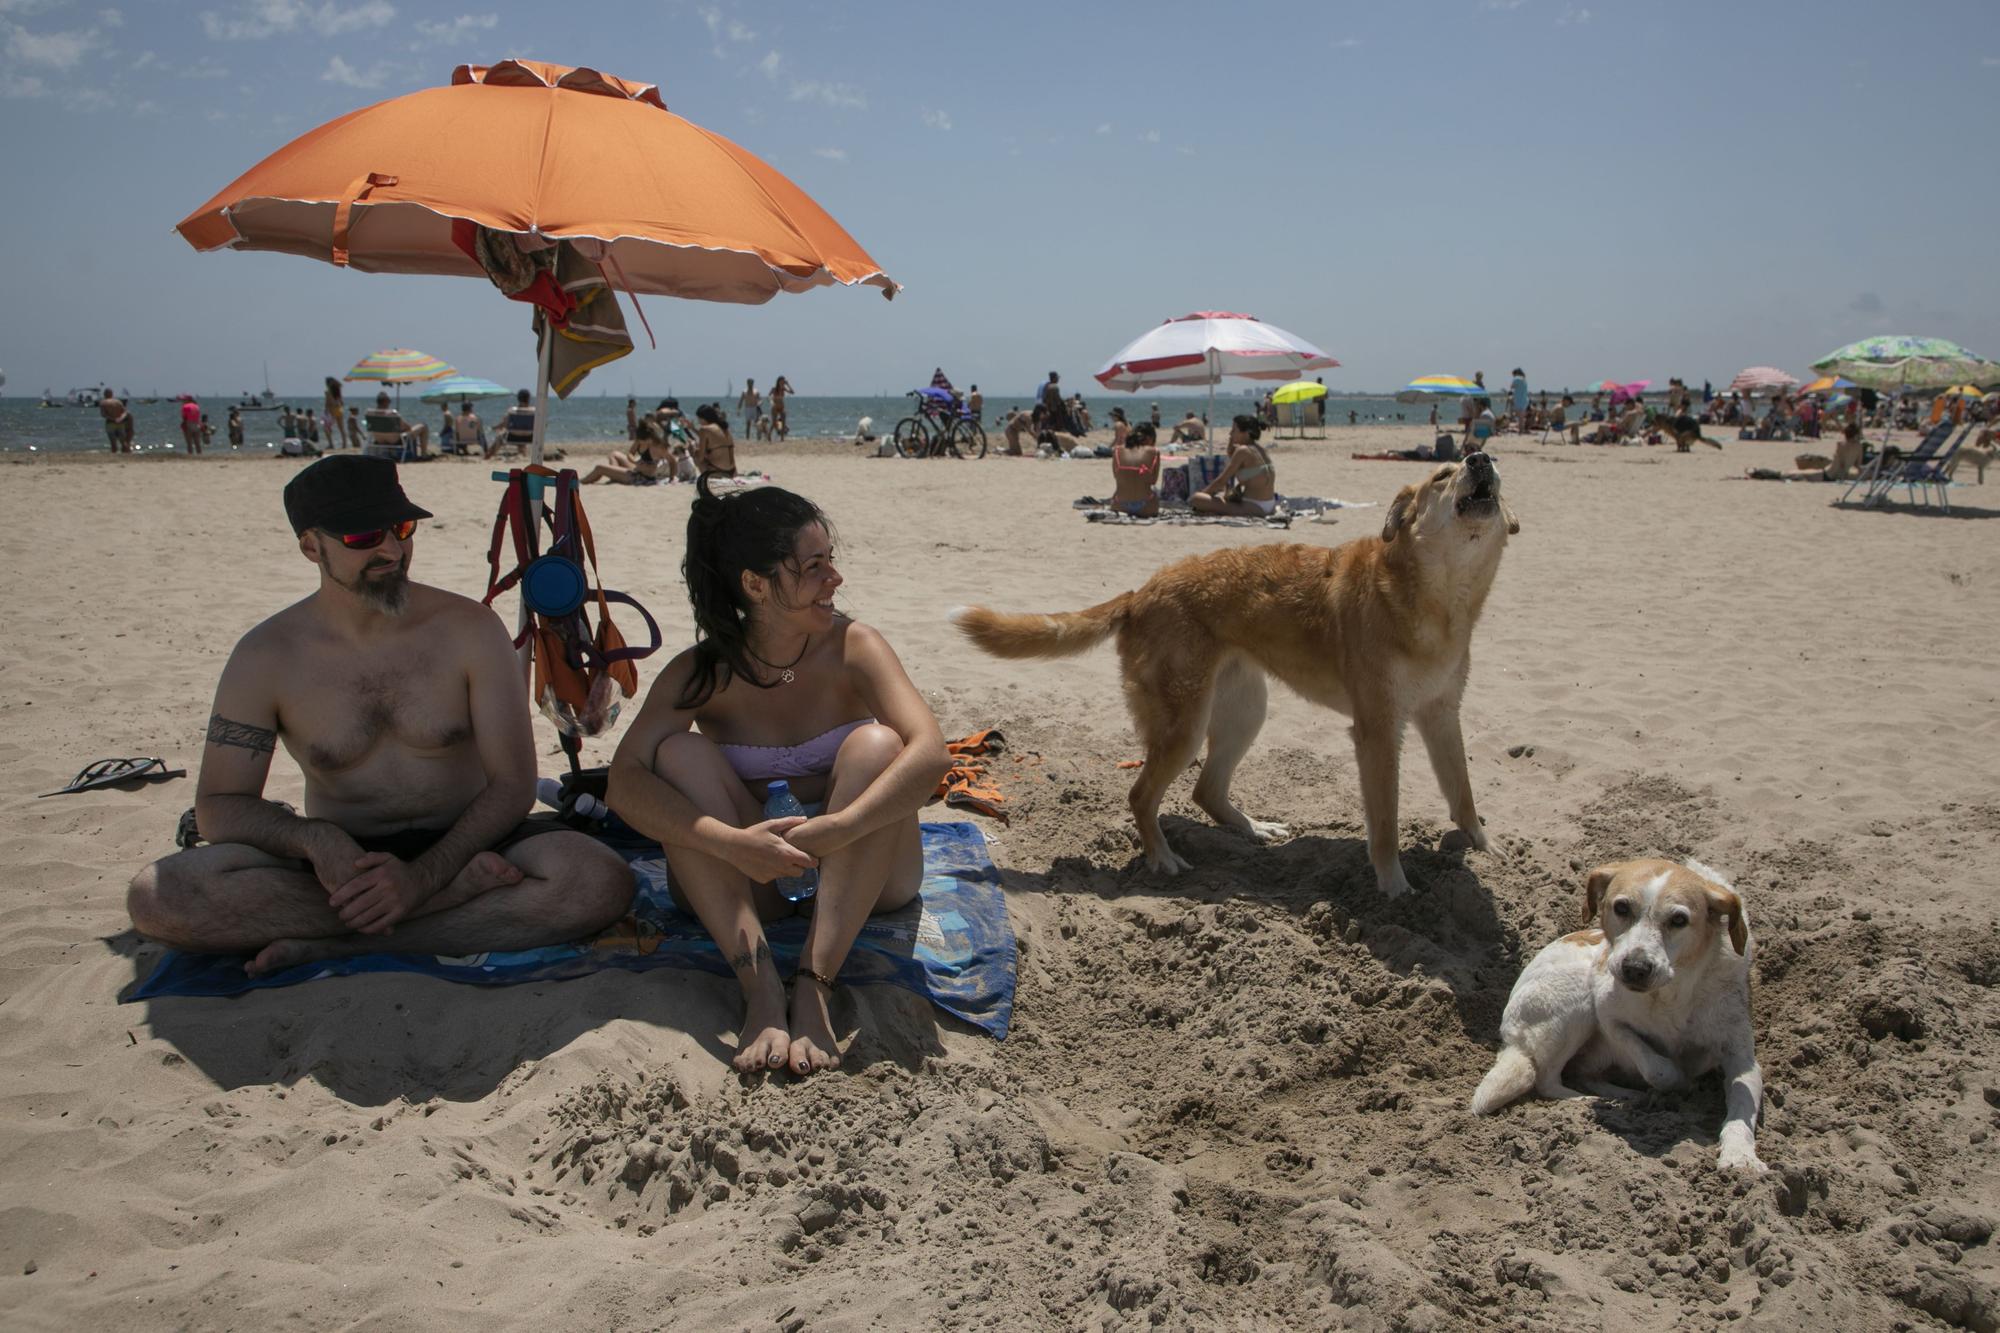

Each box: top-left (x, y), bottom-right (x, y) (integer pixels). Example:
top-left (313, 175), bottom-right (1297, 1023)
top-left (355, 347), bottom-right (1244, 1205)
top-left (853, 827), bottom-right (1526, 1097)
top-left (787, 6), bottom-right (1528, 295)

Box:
top-left (1190, 415), bottom-right (1278, 516)
top-left (1743, 425), bottom-right (1869, 481)
top-left (607, 479), bottom-right (951, 1077)
top-left (126, 457), bottom-right (632, 976)
top-left (1108, 421), bottom-right (1162, 517)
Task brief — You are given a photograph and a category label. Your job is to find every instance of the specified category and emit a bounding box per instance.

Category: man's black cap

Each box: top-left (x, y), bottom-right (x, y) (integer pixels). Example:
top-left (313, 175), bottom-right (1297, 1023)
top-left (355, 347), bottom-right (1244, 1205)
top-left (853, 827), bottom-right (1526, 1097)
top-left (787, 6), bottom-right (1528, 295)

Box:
top-left (283, 455), bottom-right (432, 536)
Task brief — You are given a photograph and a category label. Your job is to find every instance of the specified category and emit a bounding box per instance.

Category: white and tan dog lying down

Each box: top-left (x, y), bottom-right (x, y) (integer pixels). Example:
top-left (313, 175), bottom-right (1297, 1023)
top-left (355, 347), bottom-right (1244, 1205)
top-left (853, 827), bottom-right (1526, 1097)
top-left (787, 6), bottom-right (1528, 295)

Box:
top-left (955, 453), bottom-right (1516, 897)
top-left (1472, 859), bottom-right (1766, 1172)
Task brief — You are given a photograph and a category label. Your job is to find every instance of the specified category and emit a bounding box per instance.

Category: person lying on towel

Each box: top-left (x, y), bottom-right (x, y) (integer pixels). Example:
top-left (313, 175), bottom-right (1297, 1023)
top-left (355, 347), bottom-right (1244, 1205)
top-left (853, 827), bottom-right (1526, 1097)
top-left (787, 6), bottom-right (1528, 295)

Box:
top-left (607, 477), bottom-right (953, 1078)
top-left (127, 456), bottom-right (633, 977)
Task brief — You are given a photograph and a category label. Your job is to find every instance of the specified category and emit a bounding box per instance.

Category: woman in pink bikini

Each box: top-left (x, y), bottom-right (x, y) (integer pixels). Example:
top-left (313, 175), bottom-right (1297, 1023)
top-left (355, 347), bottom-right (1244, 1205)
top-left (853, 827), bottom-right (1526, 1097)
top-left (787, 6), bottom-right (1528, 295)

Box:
top-left (607, 478), bottom-right (952, 1077)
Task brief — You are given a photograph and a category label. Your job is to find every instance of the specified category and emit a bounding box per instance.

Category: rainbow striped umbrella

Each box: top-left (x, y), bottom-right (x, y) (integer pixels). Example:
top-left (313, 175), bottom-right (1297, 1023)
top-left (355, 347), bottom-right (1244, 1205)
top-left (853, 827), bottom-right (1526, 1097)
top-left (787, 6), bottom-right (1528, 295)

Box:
top-left (1797, 375), bottom-right (1856, 394)
top-left (345, 348), bottom-right (456, 385)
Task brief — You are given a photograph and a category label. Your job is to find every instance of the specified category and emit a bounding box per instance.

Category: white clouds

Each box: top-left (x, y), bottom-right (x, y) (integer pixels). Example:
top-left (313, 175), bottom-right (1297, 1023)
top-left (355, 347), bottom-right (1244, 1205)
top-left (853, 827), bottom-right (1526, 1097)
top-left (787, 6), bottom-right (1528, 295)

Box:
top-left (791, 79), bottom-right (865, 108)
top-left (921, 107), bottom-right (951, 131)
top-left (131, 48), bottom-right (154, 69)
top-left (1140, 128), bottom-right (1160, 143)
top-left (1330, 36), bottom-right (1360, 48)
top-left (1095, 122), bottom-right (1111, 135)
top-left (1556, 5), bottom-right (1591, 23)
top-left (812, 146), bottom-right (846, 161)
top-left (322, 53), bottom-right (386, 88)
top-left (1984, 55), bottom-right (2000, 67)
top-left (1480, 0), bottom-right (1525, 9)
top-left (7, 24), bottom-right (90, 68)
top-left (413, 13), bottom-right (495, 45)
top-left (757, 49), bottom-right (781, 78)
top-left (98, 7), bottom-right (123, 28)
top-left (1, 70), bottom-right (46, 97)
top-left (202, 0), bottom-right (395, 41)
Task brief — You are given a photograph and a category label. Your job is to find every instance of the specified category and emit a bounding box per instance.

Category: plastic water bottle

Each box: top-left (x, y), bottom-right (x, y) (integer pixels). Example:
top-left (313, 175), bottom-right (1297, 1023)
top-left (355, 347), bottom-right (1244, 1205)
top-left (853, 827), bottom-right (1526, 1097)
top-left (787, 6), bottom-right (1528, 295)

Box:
top-left (762, 780), bottom-right (819, 903)
top-left (536, 776), bottom-right (607, 821)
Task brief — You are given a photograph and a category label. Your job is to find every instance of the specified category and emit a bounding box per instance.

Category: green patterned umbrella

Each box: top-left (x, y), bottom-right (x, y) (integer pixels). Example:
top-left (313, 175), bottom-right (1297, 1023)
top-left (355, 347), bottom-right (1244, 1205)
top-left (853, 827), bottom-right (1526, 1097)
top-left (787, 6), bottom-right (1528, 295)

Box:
top-left (1811, 335), bottom-right (2000, 392)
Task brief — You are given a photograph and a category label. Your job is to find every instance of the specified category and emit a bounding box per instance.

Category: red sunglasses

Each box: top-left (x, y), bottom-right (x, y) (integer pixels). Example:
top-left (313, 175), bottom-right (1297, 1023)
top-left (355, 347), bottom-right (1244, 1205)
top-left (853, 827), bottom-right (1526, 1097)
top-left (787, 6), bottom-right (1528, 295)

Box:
top-left (336, 519), bottom-right (419, 550)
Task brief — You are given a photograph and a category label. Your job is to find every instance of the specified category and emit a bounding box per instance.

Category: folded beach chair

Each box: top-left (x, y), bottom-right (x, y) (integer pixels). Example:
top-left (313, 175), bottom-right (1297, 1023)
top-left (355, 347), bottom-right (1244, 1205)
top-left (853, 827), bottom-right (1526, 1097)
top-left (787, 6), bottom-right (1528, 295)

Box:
top-left (1839, 420), bottom-right (1955, 509)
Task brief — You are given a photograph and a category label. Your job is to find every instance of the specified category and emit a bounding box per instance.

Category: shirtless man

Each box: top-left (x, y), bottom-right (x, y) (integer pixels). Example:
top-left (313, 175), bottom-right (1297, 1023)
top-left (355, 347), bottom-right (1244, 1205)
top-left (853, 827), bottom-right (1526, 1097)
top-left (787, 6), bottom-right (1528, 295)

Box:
top-left (99, 391), bottom-right (134, 454)
top-left (126, 456), bottom-right (632, 975)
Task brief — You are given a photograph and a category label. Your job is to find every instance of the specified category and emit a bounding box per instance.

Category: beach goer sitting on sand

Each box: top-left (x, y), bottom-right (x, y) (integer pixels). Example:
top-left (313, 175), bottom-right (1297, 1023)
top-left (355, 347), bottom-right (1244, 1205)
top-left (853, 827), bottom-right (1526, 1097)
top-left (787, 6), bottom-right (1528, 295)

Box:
top-left (579, 428), bottom-right (670, 485)
top-left (1190, 415), bottom-right (1277, 516)
top-left (1039, 430), bottom-right (1088, 458)
top-left (606, 480), bottom-right (951, 1075)
top-left (1109, 421), bottom-right (1162, 517)
top-left (695, 403), bottom-right (738, 478)
top-left (1002, 409), bottom-right (1037, 456)
top-left (1171, 411), bottom-right (1207, 445)
top-left (125, 456), bottom-right (632, 976)
top-left (455, 400), bottom-right (485, 457)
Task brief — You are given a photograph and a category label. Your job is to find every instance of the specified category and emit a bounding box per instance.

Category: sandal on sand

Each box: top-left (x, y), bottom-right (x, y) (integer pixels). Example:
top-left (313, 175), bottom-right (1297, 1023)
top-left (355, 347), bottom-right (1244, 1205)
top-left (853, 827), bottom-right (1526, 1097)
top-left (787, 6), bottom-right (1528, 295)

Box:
top-left (40, 756), bottom-right (185, 798)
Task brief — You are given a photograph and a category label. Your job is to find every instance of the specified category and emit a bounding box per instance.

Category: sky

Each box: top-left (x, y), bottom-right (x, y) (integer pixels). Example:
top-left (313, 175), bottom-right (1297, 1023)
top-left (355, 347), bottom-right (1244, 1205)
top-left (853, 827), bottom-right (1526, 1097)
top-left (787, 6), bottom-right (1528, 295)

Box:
top-left (2, 0), bottom-right (1997, 399)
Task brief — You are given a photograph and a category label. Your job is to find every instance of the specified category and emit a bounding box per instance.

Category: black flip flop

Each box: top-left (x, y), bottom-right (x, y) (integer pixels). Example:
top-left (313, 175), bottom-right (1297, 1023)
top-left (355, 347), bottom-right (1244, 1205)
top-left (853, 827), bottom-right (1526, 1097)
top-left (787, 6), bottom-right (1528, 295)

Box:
top-left (39, 756), bottom-right (186, 798)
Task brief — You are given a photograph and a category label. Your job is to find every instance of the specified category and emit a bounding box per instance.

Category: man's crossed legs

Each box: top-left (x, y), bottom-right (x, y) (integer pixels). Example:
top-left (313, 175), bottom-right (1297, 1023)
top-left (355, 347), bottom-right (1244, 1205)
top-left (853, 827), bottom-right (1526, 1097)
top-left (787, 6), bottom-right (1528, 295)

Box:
top-left (128, 825), bottom-right (631, 975)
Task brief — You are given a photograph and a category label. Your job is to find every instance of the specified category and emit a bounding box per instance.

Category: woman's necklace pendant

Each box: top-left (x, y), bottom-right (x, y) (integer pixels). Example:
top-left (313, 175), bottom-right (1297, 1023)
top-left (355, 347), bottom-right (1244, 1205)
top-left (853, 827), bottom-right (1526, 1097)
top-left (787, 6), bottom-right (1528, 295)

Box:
top-left (779, 668), bottom-right (795, 685)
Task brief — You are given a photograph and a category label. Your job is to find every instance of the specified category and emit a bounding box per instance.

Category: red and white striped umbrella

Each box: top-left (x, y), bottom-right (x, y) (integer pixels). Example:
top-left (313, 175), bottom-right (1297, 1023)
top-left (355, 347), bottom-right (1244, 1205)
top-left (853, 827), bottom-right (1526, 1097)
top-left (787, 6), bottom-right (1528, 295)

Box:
top-left (1726, 365), bottom-right (1800, 396)
top-left (1095, 312), bottom-right (1338, 391)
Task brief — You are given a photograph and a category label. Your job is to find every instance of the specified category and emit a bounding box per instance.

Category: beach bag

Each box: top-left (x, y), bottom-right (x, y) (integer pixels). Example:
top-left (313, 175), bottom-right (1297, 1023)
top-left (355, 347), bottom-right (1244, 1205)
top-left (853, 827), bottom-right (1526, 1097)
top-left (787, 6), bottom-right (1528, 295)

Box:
top-left (1160, 462), bottom-right (1191, 504)
top-left (1433, 433), bottom-right (1461, 461)
top-left (483, 467), bottom-right (661, 737)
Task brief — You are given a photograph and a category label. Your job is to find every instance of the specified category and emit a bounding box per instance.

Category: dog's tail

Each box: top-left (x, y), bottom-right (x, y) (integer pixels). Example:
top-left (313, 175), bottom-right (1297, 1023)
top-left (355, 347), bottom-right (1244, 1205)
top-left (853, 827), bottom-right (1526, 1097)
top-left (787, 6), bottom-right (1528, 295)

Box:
top-left (952, 594), bottom-right (1132, 660)
top-left (1469, 1047), bottom-right (1537, 1115)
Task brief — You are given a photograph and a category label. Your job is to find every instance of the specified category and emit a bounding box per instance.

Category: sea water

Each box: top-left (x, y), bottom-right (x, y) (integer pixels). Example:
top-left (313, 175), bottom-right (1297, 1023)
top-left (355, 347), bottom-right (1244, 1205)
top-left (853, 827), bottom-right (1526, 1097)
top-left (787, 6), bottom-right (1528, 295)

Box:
top-left (0, 391), bottom-right (1436, 455)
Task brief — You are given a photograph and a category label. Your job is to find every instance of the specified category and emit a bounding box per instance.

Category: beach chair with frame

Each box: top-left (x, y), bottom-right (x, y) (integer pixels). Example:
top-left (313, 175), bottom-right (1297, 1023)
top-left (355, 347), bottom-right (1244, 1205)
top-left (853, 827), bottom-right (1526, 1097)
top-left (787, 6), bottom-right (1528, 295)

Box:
top-left (1869, 422), bottom-right (1974, 512)
top-left (1839, 420), bottom-right (1956, 509)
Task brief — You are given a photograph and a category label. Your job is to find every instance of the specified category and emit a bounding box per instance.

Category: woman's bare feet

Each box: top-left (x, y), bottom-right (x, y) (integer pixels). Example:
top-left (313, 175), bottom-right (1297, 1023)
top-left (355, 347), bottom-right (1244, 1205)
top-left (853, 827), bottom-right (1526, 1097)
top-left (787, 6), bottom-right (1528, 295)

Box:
top-left (787, 975), bottom-right (842, 1076)
top-left (734, 976), bottom-right (791, 1075)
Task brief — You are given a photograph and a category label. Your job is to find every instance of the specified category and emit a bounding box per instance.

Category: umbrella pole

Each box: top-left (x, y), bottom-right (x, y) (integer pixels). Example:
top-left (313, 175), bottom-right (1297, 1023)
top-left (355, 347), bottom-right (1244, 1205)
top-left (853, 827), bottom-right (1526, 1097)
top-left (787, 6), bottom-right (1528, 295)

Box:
top-left (531, 318), bottom-right (552, 468)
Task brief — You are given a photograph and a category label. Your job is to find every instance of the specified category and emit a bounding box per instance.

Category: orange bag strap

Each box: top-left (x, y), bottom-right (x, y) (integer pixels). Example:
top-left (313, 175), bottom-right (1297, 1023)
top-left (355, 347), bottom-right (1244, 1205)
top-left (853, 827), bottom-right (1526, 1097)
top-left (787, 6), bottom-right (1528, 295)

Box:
top-left (331, 172), bottom-right (399, 268)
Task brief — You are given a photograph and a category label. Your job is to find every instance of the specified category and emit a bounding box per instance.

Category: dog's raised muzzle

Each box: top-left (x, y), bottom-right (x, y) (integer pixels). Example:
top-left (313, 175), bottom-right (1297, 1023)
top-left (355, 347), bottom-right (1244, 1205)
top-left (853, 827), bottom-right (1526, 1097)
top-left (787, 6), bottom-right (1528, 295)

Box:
top-left (1619, 957), bottom-right (1656, 989)
top-left (1457, 452), bottom-right (1500, 513)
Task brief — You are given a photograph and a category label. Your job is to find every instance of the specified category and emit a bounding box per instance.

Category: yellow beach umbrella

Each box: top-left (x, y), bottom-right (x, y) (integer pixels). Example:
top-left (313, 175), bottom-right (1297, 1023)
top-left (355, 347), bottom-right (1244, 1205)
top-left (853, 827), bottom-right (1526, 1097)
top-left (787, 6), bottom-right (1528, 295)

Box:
top-left (1937, 384), bottom-right (1984, 397)
top-left (1271, 379), bottom-right (1328, 404)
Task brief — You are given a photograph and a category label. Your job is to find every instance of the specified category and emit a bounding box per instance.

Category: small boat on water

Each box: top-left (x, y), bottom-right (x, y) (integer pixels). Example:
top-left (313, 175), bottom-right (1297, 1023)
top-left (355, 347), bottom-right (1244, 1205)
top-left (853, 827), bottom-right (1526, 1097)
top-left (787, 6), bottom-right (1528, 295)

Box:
top-left (232, 389), bottom-right (278, 411)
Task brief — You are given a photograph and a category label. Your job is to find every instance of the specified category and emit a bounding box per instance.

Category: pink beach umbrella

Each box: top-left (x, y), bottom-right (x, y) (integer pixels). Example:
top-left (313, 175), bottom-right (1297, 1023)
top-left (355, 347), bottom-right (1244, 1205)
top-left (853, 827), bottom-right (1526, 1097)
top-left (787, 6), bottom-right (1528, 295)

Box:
top-left (1095, 311), bottom-right (1339, 431)
top-left (1600, 379), bottom-right (1650, 403)
top-left (1727, 366), bottom-right (1800, 396)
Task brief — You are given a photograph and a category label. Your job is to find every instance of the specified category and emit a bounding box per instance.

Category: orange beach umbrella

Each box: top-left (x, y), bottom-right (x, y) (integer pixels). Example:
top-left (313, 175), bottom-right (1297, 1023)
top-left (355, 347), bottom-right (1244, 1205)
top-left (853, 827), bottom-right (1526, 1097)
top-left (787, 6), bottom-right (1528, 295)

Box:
top-left (178, 59), bottom-right (897, 308)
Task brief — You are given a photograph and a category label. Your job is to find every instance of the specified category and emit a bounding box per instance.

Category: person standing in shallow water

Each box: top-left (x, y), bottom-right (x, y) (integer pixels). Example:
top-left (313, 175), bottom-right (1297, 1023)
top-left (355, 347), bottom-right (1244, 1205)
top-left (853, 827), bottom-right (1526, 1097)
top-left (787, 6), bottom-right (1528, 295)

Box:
top-left (607, 478), bottom-right (951, 1077)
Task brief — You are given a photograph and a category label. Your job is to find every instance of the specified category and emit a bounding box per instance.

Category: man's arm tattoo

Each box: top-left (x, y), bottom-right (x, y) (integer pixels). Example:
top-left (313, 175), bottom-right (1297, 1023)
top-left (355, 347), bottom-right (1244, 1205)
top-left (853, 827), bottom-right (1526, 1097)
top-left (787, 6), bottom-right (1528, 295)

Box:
top-left (207, 713), bottom-right (277, 754)
top-left (725, 940), bottom-right (772, 973)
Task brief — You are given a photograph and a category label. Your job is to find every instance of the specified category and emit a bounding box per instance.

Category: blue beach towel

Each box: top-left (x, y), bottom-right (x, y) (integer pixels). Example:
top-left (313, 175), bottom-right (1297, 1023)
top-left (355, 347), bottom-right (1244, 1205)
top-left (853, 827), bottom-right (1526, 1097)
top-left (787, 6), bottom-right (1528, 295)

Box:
top-left (124, 822), bottom-right (1016, 1039)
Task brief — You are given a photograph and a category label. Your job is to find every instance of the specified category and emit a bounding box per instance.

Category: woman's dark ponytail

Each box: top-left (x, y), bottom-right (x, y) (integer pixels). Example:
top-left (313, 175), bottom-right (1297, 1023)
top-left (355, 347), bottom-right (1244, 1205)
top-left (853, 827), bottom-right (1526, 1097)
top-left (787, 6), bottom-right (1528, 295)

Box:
top-left (676, 478), bottom-right (833, 710)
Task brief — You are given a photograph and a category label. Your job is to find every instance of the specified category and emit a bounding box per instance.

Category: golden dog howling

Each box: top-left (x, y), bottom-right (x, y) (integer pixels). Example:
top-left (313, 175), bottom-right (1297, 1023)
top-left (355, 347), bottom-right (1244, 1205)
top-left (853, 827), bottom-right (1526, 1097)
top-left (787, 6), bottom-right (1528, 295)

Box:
top-left (955, 454), bottom-right (1518, 896)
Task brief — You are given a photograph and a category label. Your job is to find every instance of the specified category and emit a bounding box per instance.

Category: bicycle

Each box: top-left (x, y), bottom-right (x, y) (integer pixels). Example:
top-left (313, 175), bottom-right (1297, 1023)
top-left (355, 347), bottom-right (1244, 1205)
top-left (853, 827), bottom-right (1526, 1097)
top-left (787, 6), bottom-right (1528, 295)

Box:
top-left (893, 388), bottom-right (987, 459)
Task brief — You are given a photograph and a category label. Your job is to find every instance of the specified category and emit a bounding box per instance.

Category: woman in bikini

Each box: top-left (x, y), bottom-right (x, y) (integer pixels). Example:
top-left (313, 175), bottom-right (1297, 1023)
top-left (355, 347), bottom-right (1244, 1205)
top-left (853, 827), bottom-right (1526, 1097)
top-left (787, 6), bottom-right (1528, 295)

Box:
top-left (607, 479), bottom-right (951, 1077)
top-left (1190, 414), bottom-right (1277, 517)
top-left (695, 403), bottom-right (738, 478)
top-left (1108, 419), bottom-right (1161, 517)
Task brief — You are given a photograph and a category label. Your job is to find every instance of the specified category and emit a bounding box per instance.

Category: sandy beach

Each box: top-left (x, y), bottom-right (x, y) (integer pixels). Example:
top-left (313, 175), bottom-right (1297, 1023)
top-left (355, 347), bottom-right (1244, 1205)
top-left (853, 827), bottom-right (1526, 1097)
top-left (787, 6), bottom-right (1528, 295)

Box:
top-left (2, 427), bottom-right (1996, 1329)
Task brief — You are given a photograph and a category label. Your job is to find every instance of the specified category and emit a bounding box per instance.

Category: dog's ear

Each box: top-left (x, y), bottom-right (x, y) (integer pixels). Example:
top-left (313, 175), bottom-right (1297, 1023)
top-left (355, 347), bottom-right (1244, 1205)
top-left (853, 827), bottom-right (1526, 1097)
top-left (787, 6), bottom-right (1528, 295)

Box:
top-left (1381, 484), bottom-right (1417, 543)
top-left (1500, 497), bottom-right (1520, 535)
top-left (1584, 863), bottom-right (1621, 922)
top-left (1705, 884), bottom-right (1748, 956)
